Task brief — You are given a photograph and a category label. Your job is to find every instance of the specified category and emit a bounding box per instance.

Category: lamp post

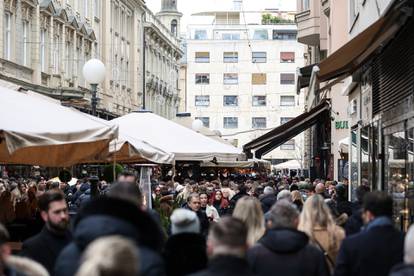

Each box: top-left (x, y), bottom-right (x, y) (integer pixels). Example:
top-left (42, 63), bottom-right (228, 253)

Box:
top-left (82, 59), bottom-right (106, 116)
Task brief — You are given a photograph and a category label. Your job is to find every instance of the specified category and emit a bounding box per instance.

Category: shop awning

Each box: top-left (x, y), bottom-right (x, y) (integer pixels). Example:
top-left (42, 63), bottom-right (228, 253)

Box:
top-left (298, 0), bottom-right (411, 87)
top-left (244, 100), bottom-right (330, 159)
top-left (296, 63), bottom-right (317, 94)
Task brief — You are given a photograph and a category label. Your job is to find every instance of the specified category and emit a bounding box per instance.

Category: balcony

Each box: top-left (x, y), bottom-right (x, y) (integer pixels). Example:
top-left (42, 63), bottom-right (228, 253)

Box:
top-left (295, 9), bottom-right (320, 46)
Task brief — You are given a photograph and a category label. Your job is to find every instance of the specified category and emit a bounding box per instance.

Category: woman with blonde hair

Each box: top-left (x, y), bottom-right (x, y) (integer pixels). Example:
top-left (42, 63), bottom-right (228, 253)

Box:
top-left (232, 196), bottom-right (265, 247)
top-left (291, 190), bottom-right (304, 212)
top-left (298, 194), bottom-right (345, 273)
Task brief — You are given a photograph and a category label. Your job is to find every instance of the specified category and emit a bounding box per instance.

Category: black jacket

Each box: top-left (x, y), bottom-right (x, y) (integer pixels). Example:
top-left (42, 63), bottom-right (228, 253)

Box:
top-left (163, 233), bottom-right (207, 276)
top-left (259, 194), bottom-right (276, 214)
top-left (247, 228), bottom-right (329, 276)
top-left (54, 197), bottom-right (166, 276)
top-left (189, 255), bottom-right (255, 276)
top-left (334, 225), bottom-right (404, 276)
top-left (184, 206), bottom-right (210, 237)
top-left (21, 226), bottom-right (71, 274)
top-left (390, 263), bottom-right (414, 276)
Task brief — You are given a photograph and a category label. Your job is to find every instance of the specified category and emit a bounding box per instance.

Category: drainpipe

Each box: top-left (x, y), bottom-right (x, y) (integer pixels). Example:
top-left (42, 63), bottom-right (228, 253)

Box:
top-left (142, 11), bottom-right (146, 109)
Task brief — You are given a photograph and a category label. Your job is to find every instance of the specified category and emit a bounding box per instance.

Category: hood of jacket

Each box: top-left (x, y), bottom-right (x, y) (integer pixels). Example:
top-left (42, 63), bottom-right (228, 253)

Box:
top-left (259, 228), bottom-right (309, 254)
top-left (73, 196), bottom-right (164, 252)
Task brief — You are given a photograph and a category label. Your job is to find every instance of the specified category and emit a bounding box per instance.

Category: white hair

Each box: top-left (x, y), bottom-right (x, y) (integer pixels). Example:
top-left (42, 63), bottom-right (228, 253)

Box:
top-left (405, 224), bottom-right (414, 264)
top-left (277, 190), bottom-right (292, 202)
top-left (263, 186), bottom-right (275, 195)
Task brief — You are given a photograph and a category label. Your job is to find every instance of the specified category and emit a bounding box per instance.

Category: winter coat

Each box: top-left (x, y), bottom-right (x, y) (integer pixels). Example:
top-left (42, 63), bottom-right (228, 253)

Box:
top-left (259, 194), bottom-right (277, 214)
top-left (344, 208), bottom-right (363, 236)
top-left (334, 223), bottom-right (404, 276)
top-left (4, 255), bottom-right (49, 276)
top-left (310, 226), bottom-right (345, 273)
top-left (185, 206), bottom-right (210, 237)
top-left (390, 263), bottom-right (414, 276)
top-left (189, 255), bottom-right (255, 276)
top-left (54, 197), bottom-right (166, 276)
top-left (247, 228), bottom-right (329, 276)
top-left (163, 233), bottom-right (207, 276)
top-left (21, 227), bottom-right (71, 274)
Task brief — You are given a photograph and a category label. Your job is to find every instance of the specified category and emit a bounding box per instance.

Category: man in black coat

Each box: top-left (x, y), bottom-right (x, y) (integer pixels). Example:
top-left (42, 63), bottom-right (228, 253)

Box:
top-left (334, 191), bottom-right (404, 276)
top-left (55, 196), bottom-right (166, 276)
top-left (21, 190), bottom-right (72, 274)
top-left (259, 186), bottom-right (277, 213)
top-left (186, 193), bottom-right (210, 236)
top-left (247, 200), bottom-right (329, 276)
top-left (190, 216), bottom-right (254, 276)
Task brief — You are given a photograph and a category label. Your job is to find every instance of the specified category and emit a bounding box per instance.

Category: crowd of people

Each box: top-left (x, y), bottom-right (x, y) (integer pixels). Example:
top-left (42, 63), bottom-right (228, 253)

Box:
top-left (0, 171), bottom-right (412, 276)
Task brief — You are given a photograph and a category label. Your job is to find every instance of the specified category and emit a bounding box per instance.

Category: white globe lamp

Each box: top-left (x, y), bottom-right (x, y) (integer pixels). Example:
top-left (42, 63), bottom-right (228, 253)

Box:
top-left (83, 59), bottom-right (106, 84)
top-left (82, 59), bottom-right (106, 116)
top-left (192, 119), bottom-right (203, 132)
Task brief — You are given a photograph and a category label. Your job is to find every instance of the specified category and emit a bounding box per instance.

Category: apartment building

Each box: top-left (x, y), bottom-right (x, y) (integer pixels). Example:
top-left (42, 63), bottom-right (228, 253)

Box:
top-left (186, 10), bottom-right (305, 164)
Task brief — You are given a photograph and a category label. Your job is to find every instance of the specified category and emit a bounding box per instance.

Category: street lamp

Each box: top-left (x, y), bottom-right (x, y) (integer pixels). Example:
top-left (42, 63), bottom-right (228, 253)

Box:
top-left (192, 119), bottom-right (203, 132)
top-left (82, 59), bottom-right (106, 116)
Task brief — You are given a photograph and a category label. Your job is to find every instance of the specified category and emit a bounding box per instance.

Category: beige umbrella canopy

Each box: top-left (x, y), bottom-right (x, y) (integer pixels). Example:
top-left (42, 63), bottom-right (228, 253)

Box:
top-left (0, 88), bottom-right (118, 167)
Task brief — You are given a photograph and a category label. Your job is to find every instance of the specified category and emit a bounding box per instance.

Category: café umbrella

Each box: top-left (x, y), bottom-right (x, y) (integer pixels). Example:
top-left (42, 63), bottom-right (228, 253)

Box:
top-left (0, 87), bottom-right (118, 167)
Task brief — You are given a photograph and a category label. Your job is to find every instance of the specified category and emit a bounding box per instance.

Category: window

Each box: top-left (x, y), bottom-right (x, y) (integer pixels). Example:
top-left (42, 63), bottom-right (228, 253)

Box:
top-left (280, 95), bottom-right (295, 106)
top-left (4, 13), bottom-right (11, 60)
top-left (280, 117), bottom-right (294, 124)
top-left (22, 20), bottom-right (29, 66)
top-left (273, 30), bottom-right (297, 40)
top-left (253, 29), bottom-right (268, 40)
top-left (84, 0), bottom-right (89, 18)
top-left (223, 96), bottom-right (238, 107)
top-left (252, 52), bottom-right (266, 63)
top-left (302, 0), bottom-right (310, 10)
top-left (53, 34), bottom-right (60, 74)
top-left (94, 0), bottom-right (100, 18)
top-left (280, 73), bottom-right (295, 85)
top-left (195, 73), bottom-right (210, 84)
top-left (194, 30), bottom-right (207, 40)
top-left (252, 73), bottom-right (266, 85)
top-left (195, 52), bottom-right (210, 63)
top-left (40, 29), bottom-right (46, 72)
top-left (281, 139), bottom-right (295, 150)
top-left (224, 117), bottom-right (238, 129)
top-left (171, 19), bottom-right (177, 36)
top-left (223, 73), bottom-right (238, 85)
top-left (280, 52), bottom-right (295, 63)
top-left (222, 33), bottom-right (240, 40)
top-left (195, 117), bottom-right (210, 128)
top-left (252, 96), bottom-right (266, 106)
top-left (195, 95), bottom-right (210, 106)
top-left (223, 52), bottom-right (238, 63)
top-left (252, 117), bottom-right (267, 129)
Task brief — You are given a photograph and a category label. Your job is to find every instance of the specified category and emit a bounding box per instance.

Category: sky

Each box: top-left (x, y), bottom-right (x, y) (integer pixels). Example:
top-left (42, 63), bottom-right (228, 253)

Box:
top-left (145, 0), bottom-right (297, 31)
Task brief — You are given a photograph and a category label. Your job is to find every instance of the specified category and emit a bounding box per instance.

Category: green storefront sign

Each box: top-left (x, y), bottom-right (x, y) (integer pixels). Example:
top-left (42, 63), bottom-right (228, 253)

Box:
top-left (335, 121), bottom-right (349, 129)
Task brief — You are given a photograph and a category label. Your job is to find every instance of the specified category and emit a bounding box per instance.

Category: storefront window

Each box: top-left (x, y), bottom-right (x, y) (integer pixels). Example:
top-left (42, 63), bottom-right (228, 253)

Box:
top-left (350, 129), bottom-right (358, 201)
top-left (361, 127), bottom-right (370, 187)
top-left (385, 129), bottom-right (409, 231)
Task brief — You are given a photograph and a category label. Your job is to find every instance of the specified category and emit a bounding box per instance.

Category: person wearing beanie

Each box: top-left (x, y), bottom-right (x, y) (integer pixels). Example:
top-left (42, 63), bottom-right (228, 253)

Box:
top-left (163, 209), bottom-right (207, 276)
top-left (259, 186), bottom-right (277, 214)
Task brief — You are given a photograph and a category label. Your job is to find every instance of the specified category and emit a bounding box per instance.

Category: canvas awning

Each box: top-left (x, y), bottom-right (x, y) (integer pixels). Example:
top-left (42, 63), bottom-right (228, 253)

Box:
top-left (296, 63), bottom-right (317, 94)
top-left (0, 88), bottom-right (118, 167)
top-left (273, 160), bottom-right (302, 170)
top-left (111, 112), bottom-right (244, 162)
top-left (244, 100), bottom-right (330, 159)
top-left (200, 159), bottom-right (271, 169)
top-left (299, 0), bottom-right (411, 88)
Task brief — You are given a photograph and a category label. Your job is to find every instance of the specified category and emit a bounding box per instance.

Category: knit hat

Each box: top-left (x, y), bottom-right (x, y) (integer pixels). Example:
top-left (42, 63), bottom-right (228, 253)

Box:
top-left (170, 209), bottom-right (200, 235)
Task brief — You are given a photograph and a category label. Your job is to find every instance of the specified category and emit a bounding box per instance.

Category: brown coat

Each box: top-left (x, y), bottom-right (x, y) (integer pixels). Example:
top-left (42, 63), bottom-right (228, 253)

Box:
top-left (312, 226), bottom-right (345, 273)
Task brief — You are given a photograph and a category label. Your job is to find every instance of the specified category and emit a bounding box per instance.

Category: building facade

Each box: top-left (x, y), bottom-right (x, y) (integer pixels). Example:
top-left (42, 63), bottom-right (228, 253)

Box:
top-left (296, 0), bottom-right (350, 180)
top-left (0, 0), bottom-right (182, 119)
top-left (186, 10), bottom-right (305, 164)
top-left (143, 1), bottom-right (183, 119)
